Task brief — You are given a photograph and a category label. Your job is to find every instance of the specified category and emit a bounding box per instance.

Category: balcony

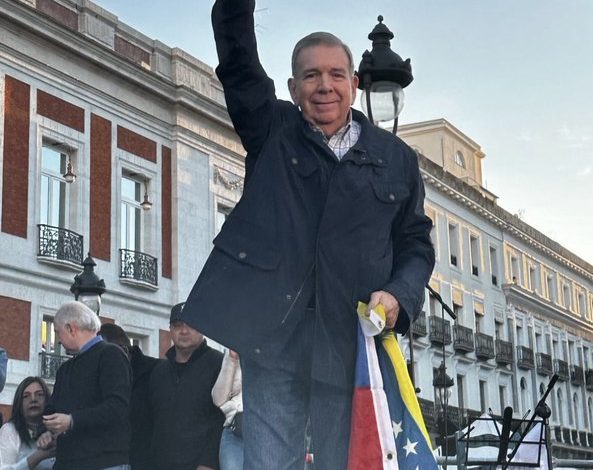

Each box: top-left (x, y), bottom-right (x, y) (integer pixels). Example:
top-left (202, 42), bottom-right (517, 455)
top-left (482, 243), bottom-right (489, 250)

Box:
top-left (536, 352), bottom-right (553, 376)
top-left (119, 248), bottom-right (158, 288)
top-left (475, 333), bottom-right (495, 360)
top-left (495, 339), bottom-right (514, 365)
top-left (562, 427), bottom-right (571, 444)
top-left (429, 316), bottom-right (451, 345)
top-left (586, 369), bottom-right (593, 391)
top-left (579, 431), bottom-right (587, 447)
top-left (39, 351), bottom-right (69, 381)
top-left (571, 365), bottom-right (585, 386)
top-left (418, 398), bottom-right (436, 430)
top-left (554, 359), bottom-right (570, 381)
top-left (453, 324), bottom-right (474, 353)
top-left (37, 224), bottom-right (83, 266)
top-left (588, 432), bottom-right (593, 447)
top-left (411, 311), bottom-right (427, 337)
top-left (516, 346), bottom-right (535, 370)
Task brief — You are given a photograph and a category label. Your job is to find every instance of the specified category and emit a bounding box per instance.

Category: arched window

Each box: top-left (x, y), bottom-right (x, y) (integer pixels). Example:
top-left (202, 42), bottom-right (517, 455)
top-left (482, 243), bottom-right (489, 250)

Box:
top-left (520, 377), bottom-right (529, 415)
top-left (557, 389), bottom-right (564, 424)
top-left (573, 393), bottom-right (580, 427)
top-left (454, 151), bottom-right (466, 168)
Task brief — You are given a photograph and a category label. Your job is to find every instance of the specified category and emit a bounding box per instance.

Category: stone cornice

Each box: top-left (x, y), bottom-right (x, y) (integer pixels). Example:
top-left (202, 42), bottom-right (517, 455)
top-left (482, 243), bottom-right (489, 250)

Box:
top-left (0, 0), bottom-right (235, 132)
top-left (419, 153), bottom-right (593, 282)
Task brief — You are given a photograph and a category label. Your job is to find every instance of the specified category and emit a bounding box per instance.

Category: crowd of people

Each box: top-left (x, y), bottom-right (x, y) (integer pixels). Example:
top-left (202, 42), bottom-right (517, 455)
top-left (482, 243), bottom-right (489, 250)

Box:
top-left (0, 301), bottom-right (244, 470)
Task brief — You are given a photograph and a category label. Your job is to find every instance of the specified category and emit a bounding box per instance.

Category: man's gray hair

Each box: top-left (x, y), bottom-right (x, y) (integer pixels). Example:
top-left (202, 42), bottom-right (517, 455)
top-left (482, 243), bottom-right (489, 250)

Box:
top-left (291, 32), bottom-right (355, 76)
top-left (55, 301), bottom-right (101, 333)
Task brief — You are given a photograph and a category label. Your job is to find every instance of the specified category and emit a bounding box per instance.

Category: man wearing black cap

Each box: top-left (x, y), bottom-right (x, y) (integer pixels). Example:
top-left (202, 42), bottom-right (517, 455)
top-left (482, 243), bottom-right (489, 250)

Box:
top-left (148, 303), bottom-right (224, 470)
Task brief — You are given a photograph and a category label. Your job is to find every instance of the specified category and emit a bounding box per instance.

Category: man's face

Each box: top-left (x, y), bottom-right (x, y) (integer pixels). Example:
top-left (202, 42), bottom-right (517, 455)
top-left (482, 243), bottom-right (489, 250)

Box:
top-left (54, 323), bottom-right (78, 353)
top-left (288, 44), bottom-right (358, 137)
top-left (170, 320), bottom-right (203, 351)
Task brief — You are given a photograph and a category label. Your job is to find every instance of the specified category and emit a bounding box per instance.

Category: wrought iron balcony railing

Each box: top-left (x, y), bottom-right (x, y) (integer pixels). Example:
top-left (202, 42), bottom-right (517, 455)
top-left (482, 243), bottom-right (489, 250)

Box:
top-left (516, 345), bottom-right (535, 370)
top-left (536, 352), bottom-right (553, 376)
top-left (586, 369), bottom-right (593, 391)
top-left (495, 339), bottom-right (514, 365)
top-left (418, 398), bottom-right (436, 429)
top-left (429, 316), bottom-right (451, 345)
top-left (37, 224), bottom-right (83, 265)
top-left (119, 248), bottom-right (158, 287)
top-left (453, 324), bottom-right (474, 353)
top-left (554, 359), bottom-right (570, 381)
top-left (39, 351), bottom-right (69, 381)
top-left (562, 427), bottom-right (571, 444)
top-left (571, 365), bottom-right (584, 386)
top-left (411, 311), bottom-right (427, 337)
top-left (475, 332), bottom-right (495, 360)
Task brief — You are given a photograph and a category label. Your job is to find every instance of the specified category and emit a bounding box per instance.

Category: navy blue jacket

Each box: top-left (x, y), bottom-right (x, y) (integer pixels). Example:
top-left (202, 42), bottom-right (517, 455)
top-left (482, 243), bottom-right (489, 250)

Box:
top-left (183, 0), bottom-right (435, 389)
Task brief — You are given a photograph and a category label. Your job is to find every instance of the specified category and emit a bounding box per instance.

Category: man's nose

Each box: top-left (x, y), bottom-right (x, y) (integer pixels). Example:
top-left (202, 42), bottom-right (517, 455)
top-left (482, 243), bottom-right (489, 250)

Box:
top-left (317, 74), bottom-right (333, 92)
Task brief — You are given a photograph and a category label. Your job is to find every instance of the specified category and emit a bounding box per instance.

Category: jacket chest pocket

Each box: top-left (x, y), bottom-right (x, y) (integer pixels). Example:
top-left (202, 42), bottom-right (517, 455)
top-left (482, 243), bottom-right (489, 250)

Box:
top-left (288, 153), bottom-right (319, 178)
top-left (371, 181), bottom-right (409, 206)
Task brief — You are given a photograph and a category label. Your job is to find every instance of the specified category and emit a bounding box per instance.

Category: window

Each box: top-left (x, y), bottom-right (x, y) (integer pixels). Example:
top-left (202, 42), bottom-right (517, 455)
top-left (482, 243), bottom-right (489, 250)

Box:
top-left (510, 254), bottom-right (520, 284)
top-left (528, 264), bottom-right (540, 293)
top-left (41, 316), bottom-right (60, 354)
top-left (499, 385), bottom-right (507, 414)
top-left (425, 206), bottom-right (437, 257)
top-left (470, 234), bottom-right (480, 276)
top-left (535, 332), bottom-right (543, 352)
top-left (121, 175), bottom-right (143, 251)
top-left (215, 203), bottom-right (232, 235)
top-left (520, 378), bottom-right (529, 415)
top-left (489, 246), bottom-right (499, 286)
top-left (546, 273), bottom-right (557, 302)
top-left (479, 380), bottom-right (488, 413)
top-left (448, 223), bottom-right (460, 267)
top-left (562, 283), bottom-right (572, 310)
top-left (495, 321), bottom-right (504, 340)
top-left (454, 151), bottom-right (466, 168)
top-left (40, 145), bottom-right (69, 227)
top-left (457, 374), bottom-right (465, 411)
top-left (578, 291), bottom-right (586, 316)
top-left (516, 324), bottom-right (524, 347)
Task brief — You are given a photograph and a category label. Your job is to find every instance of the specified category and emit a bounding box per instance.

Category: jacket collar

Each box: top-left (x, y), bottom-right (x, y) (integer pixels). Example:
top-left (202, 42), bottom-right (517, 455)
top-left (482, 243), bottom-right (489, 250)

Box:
top-left (165, 339), bottom-right (209, 364)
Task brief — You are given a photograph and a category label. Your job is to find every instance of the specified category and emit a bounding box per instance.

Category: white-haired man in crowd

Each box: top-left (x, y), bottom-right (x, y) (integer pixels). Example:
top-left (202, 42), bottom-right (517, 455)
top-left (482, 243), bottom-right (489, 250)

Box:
top-left (41, 301), bottom-right (132, 470)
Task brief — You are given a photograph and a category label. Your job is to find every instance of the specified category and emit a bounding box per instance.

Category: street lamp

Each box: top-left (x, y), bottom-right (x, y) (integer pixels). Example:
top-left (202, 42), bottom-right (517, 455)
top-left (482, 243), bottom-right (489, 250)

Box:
top-left (433, 362), bottom-right (454, 468)
top-left (357, 15), bottom-right (413, 132)
top-left (70, 253), bottom-right (106, 314)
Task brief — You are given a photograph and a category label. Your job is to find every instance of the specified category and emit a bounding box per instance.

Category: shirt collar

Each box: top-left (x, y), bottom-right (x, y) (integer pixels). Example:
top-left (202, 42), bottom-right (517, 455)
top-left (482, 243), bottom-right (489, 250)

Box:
top-left (78, 335), bottom-right (103, 354)
top-left (309, 111), bottom-right (353, 141)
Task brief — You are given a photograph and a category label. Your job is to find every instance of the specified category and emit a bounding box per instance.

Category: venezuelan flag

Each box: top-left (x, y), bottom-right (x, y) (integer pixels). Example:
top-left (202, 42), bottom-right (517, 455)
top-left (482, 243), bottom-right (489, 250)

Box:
top-left (348, 304), bottom-right (437, 470)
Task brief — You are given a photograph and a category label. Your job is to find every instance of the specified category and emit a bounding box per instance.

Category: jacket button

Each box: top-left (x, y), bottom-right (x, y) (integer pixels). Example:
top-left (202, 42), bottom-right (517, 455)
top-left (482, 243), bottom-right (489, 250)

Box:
top-left (360, 155), bottom-right (367, 161)
top-left (238, 251), bottom-right (247, 259)
top-left (291, 157), bottom-right (298, 165)
top-left (378, 158), bottom-right (384, 164)
top-left (388, 193), bottom-right (396, 201)
top-left (286, 294), bottom-right (292, 301)
top-left (254, 348), bottom-right (261, 354)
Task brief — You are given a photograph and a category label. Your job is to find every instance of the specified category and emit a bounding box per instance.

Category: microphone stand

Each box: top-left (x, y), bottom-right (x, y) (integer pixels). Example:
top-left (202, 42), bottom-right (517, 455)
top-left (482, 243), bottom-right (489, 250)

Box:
top-left (501, 374), bottom-right (558, 469)
top-left (423, 284), bottom-right (456, 469)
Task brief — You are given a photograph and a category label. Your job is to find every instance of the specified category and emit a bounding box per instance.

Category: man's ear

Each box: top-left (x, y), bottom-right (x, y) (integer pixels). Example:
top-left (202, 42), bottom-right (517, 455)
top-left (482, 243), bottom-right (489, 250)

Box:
top-left (350, 74), bottom-right (359, 105)
top-left (287, 77), bottom-right (298, 104)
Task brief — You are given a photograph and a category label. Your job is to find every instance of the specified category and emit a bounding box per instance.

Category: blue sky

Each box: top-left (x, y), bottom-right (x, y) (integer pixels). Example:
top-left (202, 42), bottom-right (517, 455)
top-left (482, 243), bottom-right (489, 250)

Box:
top-left (95, 0), bottom-right (593, 263)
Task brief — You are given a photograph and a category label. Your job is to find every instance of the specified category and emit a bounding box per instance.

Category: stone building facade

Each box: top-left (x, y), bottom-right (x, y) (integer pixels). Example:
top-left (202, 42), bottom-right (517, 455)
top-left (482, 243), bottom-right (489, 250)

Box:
top-left (1, 0), bottom-right (592, 461)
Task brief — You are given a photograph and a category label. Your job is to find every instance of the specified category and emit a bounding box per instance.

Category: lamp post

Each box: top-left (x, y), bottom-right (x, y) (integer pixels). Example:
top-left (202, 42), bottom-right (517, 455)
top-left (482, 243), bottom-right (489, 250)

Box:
top-left (70, 253), bottom-right (106, 314)
top-left (433, 362), bottom-right (454, 468)
top-left (357, 15), bottom-right (413, 133)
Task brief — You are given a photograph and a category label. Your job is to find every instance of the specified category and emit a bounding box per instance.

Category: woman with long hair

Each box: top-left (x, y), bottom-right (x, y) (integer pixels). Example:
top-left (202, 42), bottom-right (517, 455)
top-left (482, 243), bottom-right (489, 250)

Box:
top-left (0, 376), bottom-right (55, 469)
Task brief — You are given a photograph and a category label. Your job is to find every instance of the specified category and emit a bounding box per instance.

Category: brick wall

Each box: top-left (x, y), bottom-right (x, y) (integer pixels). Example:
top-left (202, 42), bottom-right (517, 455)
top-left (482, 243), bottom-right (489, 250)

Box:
top-left (89, 114), bottom-right (112, 260)
top-left (1, 76), bottom-right (30, 238)
top-left (0, 295), bottom-right (31, 361)
top-left (117, 126), bottom-right (156, 162)
top-left (37, 89), bottom-right (84, 132)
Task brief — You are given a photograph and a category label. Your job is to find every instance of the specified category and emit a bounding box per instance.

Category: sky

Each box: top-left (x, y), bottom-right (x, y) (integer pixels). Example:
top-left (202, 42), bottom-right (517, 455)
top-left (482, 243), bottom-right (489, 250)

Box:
top-left (95, 0), bottom-right (593, 264)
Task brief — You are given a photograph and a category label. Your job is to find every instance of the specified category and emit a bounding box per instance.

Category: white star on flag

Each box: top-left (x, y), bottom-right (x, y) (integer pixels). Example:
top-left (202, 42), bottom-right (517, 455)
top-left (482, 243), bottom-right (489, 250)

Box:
top-left (403, 438), bottom-right (418, 456)
top-left (392, 420), bottom-right (402, 438)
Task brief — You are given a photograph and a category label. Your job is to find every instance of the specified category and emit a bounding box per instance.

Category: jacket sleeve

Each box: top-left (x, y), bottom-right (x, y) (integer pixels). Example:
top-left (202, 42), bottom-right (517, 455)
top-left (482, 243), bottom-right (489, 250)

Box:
top-left (212, 0), bottom-right (277, 160)
top-left (383, 149), bottom-right (435, 334)
top-left (70, 346), bottom-right (131, 433)
top-left (0, 347), bottom-right (6, 392)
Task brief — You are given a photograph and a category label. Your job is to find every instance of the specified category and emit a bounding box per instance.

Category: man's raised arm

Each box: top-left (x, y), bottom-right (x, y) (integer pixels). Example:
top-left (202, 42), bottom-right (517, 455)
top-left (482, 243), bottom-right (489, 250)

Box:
top-left (212, 0), bottom-right (277, 157)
